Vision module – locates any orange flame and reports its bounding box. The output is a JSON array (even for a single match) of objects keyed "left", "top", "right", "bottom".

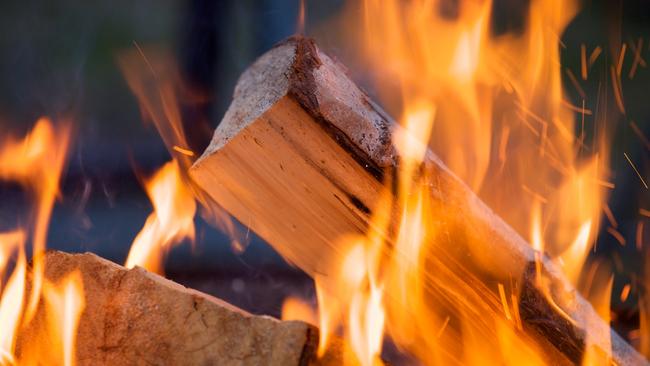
[
  {"left": 42, "top": 271, "right": 86, "bottom": 366},
  {"left": 125, "top": 160, "right": 196, "bottom": 274},
  {"left": 308, "top": 0, "right": 618, "bottom": 363},
  {"left": 119, "top": 46, "right": 244, "bottom": 253},
  {"left": 0, "top": 234, "right": 26, "bottom": 365},
  {"left": 0, "top": 119, "right": 87, "bottom": 365},
  {"left": 0, "top": 118, "right": 71, "bottom": 322},
  {"left": 281, "top": 296, "right": 317, "bottom": 325}
]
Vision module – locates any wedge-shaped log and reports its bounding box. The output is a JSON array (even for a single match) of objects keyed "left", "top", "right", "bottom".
[
  {"left": 190, "top": 36, "right": 647, "bottom": 365},
  {"left": 16, "top": 251, "right": 324, "bottom": 366}
]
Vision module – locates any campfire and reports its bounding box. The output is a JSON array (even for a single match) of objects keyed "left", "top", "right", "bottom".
[{"left": 0, "top": 0, "right": 648, "bottom": 365}]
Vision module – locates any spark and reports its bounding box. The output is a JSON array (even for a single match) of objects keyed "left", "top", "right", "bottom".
[
  {"left": 610, "top": 66, "right": 626, "bottom": 114},
  {"left": 588, "top": 46, "right": 602, "bottom": 67},
  {"left": 436, "top": 316, "right": 450, "bottom": 338},
  {"left": 620, "top": 284, "right": 631, "bottom": 302},
  {"left": 603, "top": 203, "right": 618, "bottom": 228},
  {"left": 516, "top": 111, "right": 541, "bottom": 137},
  {"left": 623, "top": 152, "right": 648, "bottom": 189},
  {"left": 498, "top": 283, "right": 512, "bottom": 320},
  {"left": 637, "top": 221, "right": 644, "bottom": 251},
  {"left": 629, "top": 38, "right": 646, "bottom": 79},
  {"left": 579, "top": 99, "right": 586, "bottom": 149},
  {"left": 540, "top": 122, "right": 548, "bottom": 156},
  {"left": 510, "top": 293, "right": 523, "bottom": 331},
  {"left": 132, "top": 40, "right": 158, "bottom": 81},
  {"left": 561, "top": 99, "right": 593, "bottom": 115},
  {"left": 521, "top": 185, "right": 548, "bottom": 204},
  {"left": 607, "top": 227, "right": 626, "bottom": 246},
  {"left": 641, "top": 208, "right": 650, "bottom": 218},
  {"left": 580, "top": 44, "right": 587, "bottom": 80},
  {"left": 565, "top": 68, "right": 586, "bottom": 98},
  {"left": 498, "top": 126, "right": 510, "bottom": 168},
  {"left": 595, "top": 179, "right": 615, "bottom": 189},
  {"left": 172, "top": 145, "right": 195, "bottom": 157},
  {"left": 551, "top": 116, "right": 578, "bottom": 144},
  {"left": 514, "top": 101, "right": 548, "bottom": 134}
]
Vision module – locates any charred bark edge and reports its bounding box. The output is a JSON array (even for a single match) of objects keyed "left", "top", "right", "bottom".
[{"left": 281, "top": 35, "right": 386, "bottom": 181}]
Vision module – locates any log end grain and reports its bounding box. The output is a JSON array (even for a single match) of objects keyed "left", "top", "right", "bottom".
[{"left": 199, "top": 36, "right": 395, "bottom": 176}]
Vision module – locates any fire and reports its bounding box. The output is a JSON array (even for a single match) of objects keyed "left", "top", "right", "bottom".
[
  {"left": 119, "top": 47, "right": 244, "bottom": 253},
  {"left": 315, "top": 240, "right": 385, "bottom": 366},
  {"left": 281, "top": 296, "right": 317, "bottom": 325},
  {"left": 307, "top": 0, "right": 618, "bottom": 363},
  {"left": 41, "top": 271, "right": 85, "bottom": 366},
  {"left": 125, "top": 160, "right": 196, "bottom": 274},
  {"left": 0, "top": 233, "right": 26, "bottom": 365},
  {"left": 0, "top": 119, "right": 87, "bottom": 365},
  {"left": 0, "top": 118, "right": 71, "bottom": 322}
]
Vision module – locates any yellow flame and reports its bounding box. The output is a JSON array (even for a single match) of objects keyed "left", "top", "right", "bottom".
[
  {"left": 0, "top": 245, "right": 26, "bottom": 365},
  {"left": 559, "top": 221, "right": 592, "bottom": 285},
  {"left": 0, "top": 118, "right": 71, "bottom": 323},
  {"left": 308, "top": 0, "right": 617, "bottom": 363},
  {"left": 314, "top": 278, "right": 336, "bottom": 357},
  {"left": 281, "top": 296, "right": 317, "bottom": 326},
  {"left": 531, "top": 199, "right": 544, "bottom": 252},
  {"left": 119, "top": 47, "right": 243, "bottom": 252},
  {"left": 348, "top": 282, "right": 385, "bottom": 366},
  {"left": 314, "top": 238, "right": 386, "bottom": 365},
  {"left": 0, "top": 119, "right": 74, "bottom": 365},
  {"left": 41, "top": 271, "right": 85, "bottom": 366},
  {"left": 125, "top": 160, "right": 196, "bottom": 274}
]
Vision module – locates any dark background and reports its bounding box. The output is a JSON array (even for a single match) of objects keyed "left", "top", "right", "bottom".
[{"left": 0, "top": 0, "right": 647, "bottom": 349}]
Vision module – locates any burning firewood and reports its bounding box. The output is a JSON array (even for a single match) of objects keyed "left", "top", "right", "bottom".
[
  {"left": 189, "top": 36, "right": 648, "bottom": 365},
  {"left": 15, "top": 250, "right": 340, "bottom": 366}
]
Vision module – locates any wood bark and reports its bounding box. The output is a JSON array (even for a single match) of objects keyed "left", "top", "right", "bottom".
[
  {"left": 16, "top": 251, "right": 334, "bottom": 366},
  {"left": 190, "top": 36, "right": 647, "bottom": 365}
]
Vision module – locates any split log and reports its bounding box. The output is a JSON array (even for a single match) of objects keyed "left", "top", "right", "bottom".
[
  {"left": 16, "top": 251, "right": 334, "bottom": 366},
  {"left": 189, "top": 36, "right": 648, "bottom": 365}
]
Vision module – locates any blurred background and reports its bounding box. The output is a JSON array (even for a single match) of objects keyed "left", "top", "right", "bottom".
[{"left": 0, "top": 0, "right": 647, "bottom": 346}]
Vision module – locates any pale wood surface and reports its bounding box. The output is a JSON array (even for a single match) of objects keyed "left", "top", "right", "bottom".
[{"left": 16, "top": 251, "right": 321, "bottom": 366}]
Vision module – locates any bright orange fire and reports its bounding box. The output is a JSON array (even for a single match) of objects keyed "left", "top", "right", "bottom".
[
  {"left": 281, "top": 296, "right": 318, "bottom": 326},
  {"left": 306, "top": 0, "right": 618, "bottom": 364},
  {"left": 0, "top": 119, "right": 86, "bottom": 365},
  {"left": 0, "top": 1, "right": 640, "bottom": 364},
  {"left": 0, "top": 118, "right": 71, "bottom": 323},
  {"left": 125, "top": 159, "right": 196, "bottom": 274},
  {"left": 0, "top": 231, "right": 26, "bottom": 364},
  {"left": 41, "top": 271, "right": 86, "bottom": 366},
  {"left": 119, "top": 48, "right": 244, "bottom": 253}
]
